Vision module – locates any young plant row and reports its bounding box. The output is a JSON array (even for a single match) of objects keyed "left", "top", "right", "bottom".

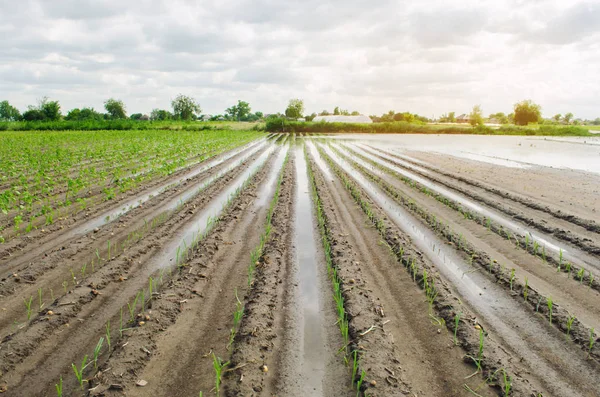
[
  {"left": 0, "top": 130, "right": 262, "bottom": 243},
  {"left": 337, "top": 150, "right": 599, "bottom": 362},
  {"left": 305, "top": 147, "right": 367, "bottom": 396},
  {"left": 368, "top": 145, "right": 600, "bottom": 235},
  {"left": 341, "top": 144, "right": 599, "bottom": 293},
  {"left": 210, "top": 150, "right": 291, "bottom": 397},
  {"left": 55, "top": 153, "right": 273, "bottom": 396},
  {"left": 316, "top": 145, "right": 519, "bottom": 396}
]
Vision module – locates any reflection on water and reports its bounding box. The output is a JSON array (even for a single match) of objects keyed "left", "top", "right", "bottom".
[{"left": 325, "top": 134, "right": 600, "bottom": 173}]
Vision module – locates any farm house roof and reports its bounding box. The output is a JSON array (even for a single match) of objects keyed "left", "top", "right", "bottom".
[{"left": 312, "top": 115, "right": 373, "bottom": 123}]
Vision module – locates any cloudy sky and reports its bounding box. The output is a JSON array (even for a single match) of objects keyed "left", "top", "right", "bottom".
[{"left": 1, "top": 0, "right": 599, "bottom": 119}]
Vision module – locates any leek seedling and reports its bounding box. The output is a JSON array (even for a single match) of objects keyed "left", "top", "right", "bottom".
[
  {"left": 589, "top": 272, "right": 595, "bottom": 289},
  {"left": 55, "top": 376, "right": 63, "bottom": 397},
  {"left": 107, "top": 240, "right": 111, "bottom": 259},
  {"left": 106, "top": 320, "right": 111, "bottom": 351},
  {"left": 502, "top": 369, "right": 512, "bottom": 397},
  {"left": 38, "top": 287, "right": 44, "bottom": 310},
  {"left": 127, "top": 292, "right": 140, "bottom": 321},
  {"left": 453, "top": 312, "right": 462, "bottom": 346},
  {"left": 71, "top": 355, "right": 88, "bottom": 390},
  {"left": 24, "top": 296, "right": 33, "bottom": 321},
  {"left": 95, "top": 248, "right": 100, "bottom": 261},
  {"left": 356, "top": 370, "right": 366, "bottom": 397},
  {"left": 212, "top": 354, "right": 229, "bottom": 397},
  {"left": 93, "top": 337, "right": 104, "bottom": 369},
  {"left": 547, "top": 297, "right": 553, "bottom": 324},
  {"left": 62, "top": 280, "right": 68, "bottom": 294},
  {"left": 559, "top": 249, "right": 563, "bottom": 269},
  {"left": 578, "top": 269, "right": 585, "bottom": 283},
  {"left": 542, "top": 245, "right": 546, "bottom": 263},
  {"left": 351, "top": 350, "right": 359, "bottom": 384},
  {"left": 566, "top": 316, "right": 575, "bottom": 340},
  {"left": 70, "top": 269, "right": 77, "bottom": 285},
  {"left": 81, "top": 262, "right": 87, "bottom": 278},
  {"left": 566, "top": 262, "right": 572, "bottom": 277},
  {"left": 466, "top": 328, "right": 484, "bottom": 377},
  {"left": 509, "top": 269, "right": 515, "bottom": 291}
]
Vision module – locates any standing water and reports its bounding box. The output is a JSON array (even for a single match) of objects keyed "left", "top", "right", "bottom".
[{"left": 293, "top": 146, "right": 326, "bottom": 395}]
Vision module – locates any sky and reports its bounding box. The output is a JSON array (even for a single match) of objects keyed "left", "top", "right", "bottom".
[{"left": 1, "top": 0, "right": 599, "bottom": 119}]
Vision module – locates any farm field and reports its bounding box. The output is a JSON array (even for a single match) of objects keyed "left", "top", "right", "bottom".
[{"left": 0, "top": 131, "right": 599, "bottom": 397}]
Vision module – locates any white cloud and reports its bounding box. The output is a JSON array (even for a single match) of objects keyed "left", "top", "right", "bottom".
[{"left": 0, "top": 0, "right": 598, "bottom": 119}]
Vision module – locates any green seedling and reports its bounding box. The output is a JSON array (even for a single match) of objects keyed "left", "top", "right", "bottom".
[
  {"left": 38, "top": 287, "right": 44, "bottom": 310},
  {"left": 62, "top": 280, "right": 68, "bottom": 294},
  {"left": 566, "top": 315, "right": 575, "bottom": 340},
  {"left": 107, "top": 240, "right": 111, "bottom": 259},
  {"left": 106, "top": 320, "right": 111, "bottom": 351},
  {"left": 228, "top": 289, "right": 244, "bottom": 349},
  {"left": 120, "top": 307, "right": 124, "bottom": 337},
  {"left": 502, "top": 369, "right": 512, "bottom": 397},
  {"left": 70, "top": 269, "right": 77, "bottom": 285},
  {"left": 351, "top": 350, "right": 359, "bottom": 384},
  {"left": 466, "top": 328, "right": 484, "bottom": 378},
  {"left": 71, "top": 355, "right": 88, "bottom": 390},
  {"left": 566, "top": 262, "right": 572, "bottom": 277},
  {"left": 559, "top": 249, "right": 563, "bottom": 268},
  {"left": 589, "top": 272, "right": 595, "bottom": 289},
  {"left": 453, "top": 312, "right": 462, "bottom": 346},
  {"left": 356, "top": 369, "right": 366, "bottom": 397},
  {"left": 55, "top": 376, "right": 63, "bottom": 397},
  {"left": 24, "top": 296, "right": 33, "bottom": 321},
  {"left": 533, "top": 240, "right": 539, "bottom": 256},
  {"left": 577, "top": 268, "right": 585, "bottom": 283},
  {"left": 93, "top": 337, "right": 104, "bottom": 369},
  {"left": 509, "top": 269, "right": 515, "bottom": 291},
  {"left": 50, "top": 288, "right": 54, "bottom": 302},
  {"left": 212, "top": 354, "right": 229, "bottom": 397},
  {"left": 127, "top": 292, "right": 140, "bottom": 321},
  {"left": 547, "top": 297, "right": 553, "bottom": 324},
  {"left": 542, "top": 245, "right": 546, "bottom": 263},
  {"left": 81, "top": 262, "right": 87, "bottom": 278},
  {"left": 95, "top": 248, "right": 100, "bottom": 261}
]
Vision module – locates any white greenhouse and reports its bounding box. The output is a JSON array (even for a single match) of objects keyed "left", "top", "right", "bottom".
[{"left": 312, "top": 115, "right": 373, "bottom": 123}]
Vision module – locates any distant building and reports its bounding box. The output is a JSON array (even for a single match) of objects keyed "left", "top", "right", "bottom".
[
  {"left": 312, "top": 115, "right": 373, "bottom": 124},
  {"left": 456, "top": 114, "right": 471, "bottom": 123}
]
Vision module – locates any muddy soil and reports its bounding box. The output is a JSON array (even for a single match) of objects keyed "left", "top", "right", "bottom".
[{"left": 405, "top": 149, "right": 600, "bottom": 226}]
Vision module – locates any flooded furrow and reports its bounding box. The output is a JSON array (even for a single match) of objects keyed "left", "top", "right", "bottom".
[
  {"left": 319, "top": 142, "right": 600, "bottom": 397},
  {"left": 151, "top": 145, "right": 274, "bottom": 271},
  {"left": 291, "top": 145, "right": 327, "bottom": 395},
  {"left": 348, "top": 142, "right": 600, "bottom": 274}
]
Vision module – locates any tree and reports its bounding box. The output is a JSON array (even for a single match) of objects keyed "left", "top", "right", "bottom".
[
  {"left": 171, "top": 94, "right": 201, "bottom": 121},
  {"left": 305, "top": 112, "right": 317, "bottom": 122},
  {"left": 469, "top": 105, "right": 484, "bottom": 127},
  {"left": 563, "top": 112, "right": 573, "bottom": 124},
  {"left": 150, "top": 109, "right": 173, "bottom": 121},
  {"left": 553, "top": 114, "right": 561, "bottom": 122},
  {"left": 319, "top": 110, "right": 330, "bottom": 116},
  {"left": 333, "top": 106, "right": 340, "bottom": 115},
  {"left": 130, "top": 113, "right": 143, "bottom": 120},
  {"left": 448, "top": 111, "right": 456, "bottom": 123},
  {"left": 65, "top": 107, "right": 103, "bottom": 121},
  {"left": 350, "top": 111, "right": 360, "bottom": 116},
  {"left": 0, "top": 100, "right": 21, "bottom": 121},
  {"left": 104, "top": 98, "right": 127, "bottom": 119},
  {"left": 225, "top": 100, "right": 251, "bottom": 121},
  {"left": 285, "top": 99, "right": 304, "bottom": 120},
  {"left": 36, "top": 97, "right": 61, "bottom": 121},
  {"left": 513, "top": 100, "right": 541, "bottom": 126}
]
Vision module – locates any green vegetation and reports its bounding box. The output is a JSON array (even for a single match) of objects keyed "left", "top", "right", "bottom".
[
  {"left": 0, "top": 129, "right": 260, "bottom": 243},
  {"left": 265, "top": 117, "right": 592, "bottom": 136}
]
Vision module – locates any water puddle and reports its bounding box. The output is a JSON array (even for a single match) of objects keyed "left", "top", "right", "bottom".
[
  {"left": 293, "top": 145, "right": 326, "bottom": 395},
  {"left": 255, "top": 145, "right": 289, "bottom": 208},
  {"left": 346, "top": 143, "right": 600, "bottom": 272},
  {"left": 151, "top": 146, "right": 275, "bottom": 271},
  {"left": 306, "top": 141, "right": 334, "bottom": 181},
  {"left": 318, "top": 143, "right": 599, "bottom": 397}
]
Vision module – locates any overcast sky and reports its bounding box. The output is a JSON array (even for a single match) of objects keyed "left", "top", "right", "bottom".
[{"left": 1, "top": 0, "right": 599, "bottom": 119}]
